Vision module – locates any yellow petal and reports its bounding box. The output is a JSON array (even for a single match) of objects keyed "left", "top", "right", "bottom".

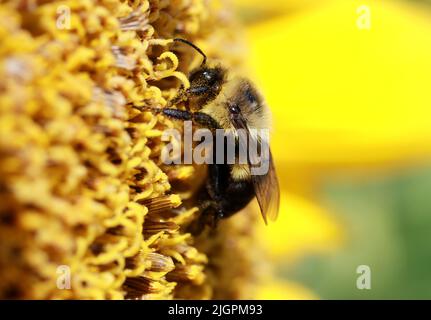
[
  {"left": 255, "top": 279, "right": 318, "bottom": 300},
  {"left": 232, "top": 0, "right": 327, "bottom": 24},
  {"left": 258, "top": 193, "right": 343, "bottom": 262},
  {"left": 246, "top": 0, "right": 431, "bottom": 174}
]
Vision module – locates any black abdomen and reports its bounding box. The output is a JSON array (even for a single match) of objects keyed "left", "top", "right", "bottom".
[{"left": 199, "top": 163, "right": 255, "bottom": 219}]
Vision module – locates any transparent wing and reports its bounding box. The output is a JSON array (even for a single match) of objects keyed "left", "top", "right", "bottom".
[
  {"left": 235, "top": 117, "right": 280, "bottom": 224},
  {"left": 250, "top": 148, "right": 280, "bottom": 223}
]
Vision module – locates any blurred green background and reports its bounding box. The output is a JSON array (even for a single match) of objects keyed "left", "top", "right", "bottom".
[{"left": 287, "top": 165, "right": 431, "bottom": 299}]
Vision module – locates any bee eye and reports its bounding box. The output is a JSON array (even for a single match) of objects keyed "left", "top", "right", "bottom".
[
  {"left": 229, "top": 105, "right": 240, "bottom": 114},
  {"left": 245, "top": 87, "right": 258, "bottom": 104}
]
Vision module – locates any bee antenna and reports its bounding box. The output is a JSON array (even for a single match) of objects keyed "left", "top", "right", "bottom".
[{"left": 173, "top": 38, "right": 207, "bottom": 65}]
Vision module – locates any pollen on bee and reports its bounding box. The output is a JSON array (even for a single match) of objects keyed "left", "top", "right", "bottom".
[{"left": 0, "top": 0, "right": 267, "bottom": 301}]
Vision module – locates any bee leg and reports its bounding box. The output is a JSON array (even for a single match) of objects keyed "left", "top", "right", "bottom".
[
  {"left": 187, "top": 200, "right": 224, "bottom": 235},
  {"left": 167, "top": 85, "right": 186, "bottom": 107},
  {"left": 211, "top": 209, "right": 224, "bottom": 228},
  {"left": 200, "top": 164, "right": 226, "bottom": 230},
  {"left": 192, "top": 112, "right": 220, "bottom": 130},
  {"left": 159, "top": 108, "right": 220, "bottom": 129},
  {"left": 206, "top": 208, "right": 225, "bottom": 237},
  {"left": 160, "top": 108, "right": 193, "bottom": 121},
  {"left": 187, "top": 201, "right": 213, "bottom": 235},
  {"left": 167, "top": 85, "right": 214, "bottom": 108}
]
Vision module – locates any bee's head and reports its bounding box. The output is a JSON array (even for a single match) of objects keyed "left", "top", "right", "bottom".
[
  {"left": 173, "top": 39, "right": 227, "bottom": 106},
  {"left": 187, "top": 65, "right": 226, "bottom": 101},
  {"left": 200, "top": 78, "right": 271, "bottom": 135},
  {"left": 226, "top": 79, "right": 271, "bottom": 131}
]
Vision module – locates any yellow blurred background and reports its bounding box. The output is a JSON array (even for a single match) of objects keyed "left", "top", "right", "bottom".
[{"left": 233, "top": 0, "right": 431, "bottom": 299}]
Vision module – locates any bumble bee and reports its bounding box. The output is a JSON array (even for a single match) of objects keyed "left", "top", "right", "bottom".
[{"left": 150, "top": 39, "right": 280, "bottom": 231}]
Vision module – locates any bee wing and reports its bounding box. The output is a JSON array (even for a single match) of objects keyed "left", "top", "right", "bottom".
[
  {"left": 235, "top": 117, "right": 280, "bottom": 224},
  {"left": 250, "top": 146, "right": 280, "bottom": 224}
]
